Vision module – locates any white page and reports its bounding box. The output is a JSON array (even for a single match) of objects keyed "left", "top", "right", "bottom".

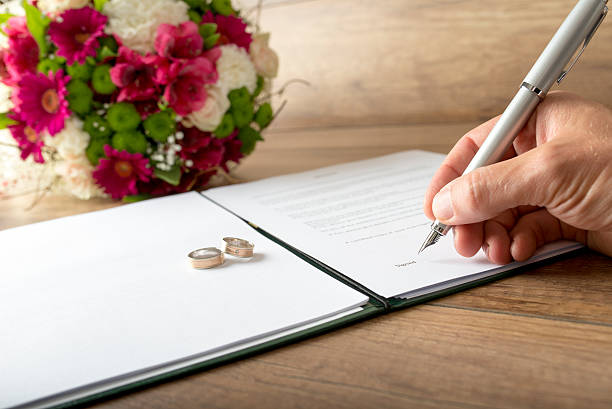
[
  {"left": 206, "top": 151, "right": 580, "bottom": 298},
  {"left": 0, "top": 192, "right": 367, "bottom": 408}
]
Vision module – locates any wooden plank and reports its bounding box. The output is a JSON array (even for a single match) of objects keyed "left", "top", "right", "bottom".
[
  {"left": 92, "top": 305, "right": 612, "bottom": 409},
  {"left": 253, "top": 0, "right": 612, "bottom": 129},
  {"left": 431, "top": 250, "right": 612, "bottom": 325}
]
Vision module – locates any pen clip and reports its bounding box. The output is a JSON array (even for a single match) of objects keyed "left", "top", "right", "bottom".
[{"left": 557, "top": 5, "right": 608, "bottom": 84}]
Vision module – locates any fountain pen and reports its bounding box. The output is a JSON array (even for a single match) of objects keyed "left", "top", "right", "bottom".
[{"left": 418, "top": 0, "right": 608, "bottom": 254}]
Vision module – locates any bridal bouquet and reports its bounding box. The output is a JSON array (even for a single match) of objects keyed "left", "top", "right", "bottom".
[{"left": 0, "top": 0, "right": 279, "bottom": 201}]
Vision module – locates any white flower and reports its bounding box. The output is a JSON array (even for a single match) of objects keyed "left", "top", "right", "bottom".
[
  {"left": 103, "top": 0, "right": 189, "bottom": 54},
  {"left": 0, "top": 83, "right": 13, "bottom": 113},
  {"left": 183, "top": 85, "right": 230, "bottom": 132},
  {"left": 249, "top": 33, "right": 279, "bottom": 78},
  {"left": 44, "top": 116, "right": 89, "bottom": 159},
  {"left": 41, "top": 116, "right": 105, "bottom": 199},
  {"left": 217, "top": 44, "right": 257, "bottom": 93},
  {"left": 36, "top": 0, "right": 90, "bottom": 15},
  {"left": 53, "top": 156, "right": 106, "bottom": 200}
]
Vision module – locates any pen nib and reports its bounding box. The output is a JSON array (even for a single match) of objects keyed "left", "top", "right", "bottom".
[{"left": 418, "top": 230, "right": 442, "bottom": 254}]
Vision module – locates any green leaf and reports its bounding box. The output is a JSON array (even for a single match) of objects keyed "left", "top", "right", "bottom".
[
  {"left": 238, "top": 126, "right": 263, "bottom": 155},
  {"left": 199, "top": 23, "right": 217, "bottom": 38},
  {"left": 0, "top": 112, "right": 17, "bottom": 129},
  {"left": 188, "top": 10, "right": 202, "bottom": 24},
  {"left": 94, "top": 0, "right": 108, "bottom": 11},
  {"left": 254, "top": 102, "right": 273, "bottom": 129},
  {"left": 204, "top": 33, "right": 220, "bottom": 50},
  {"left": 0, "top": 13, "right": 15, "bottom": 25},
  {"left": 154, "top": 165, "right": 182, "bottom": 186},
  {"left": 23, "top": 0, "right": 50, "bottom": 58},
  {"left": 97, "top": 46, "right": 117, "bottom": 61},
  {"left": 123, "top": 194, "right": 152, "bottom": 203}
]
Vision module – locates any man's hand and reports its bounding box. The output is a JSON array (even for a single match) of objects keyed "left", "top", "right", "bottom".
[{"left": 423, "top": 91, "right": 612, "bottom": 263}]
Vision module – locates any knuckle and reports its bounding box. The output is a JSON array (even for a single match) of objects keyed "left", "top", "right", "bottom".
[{"left": 461, "top": 170, "right": 488, "bottom": 215}]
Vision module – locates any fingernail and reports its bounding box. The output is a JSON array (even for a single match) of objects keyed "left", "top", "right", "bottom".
[{"left": 432, "top": 188, "right": 453, "bottom": 221}]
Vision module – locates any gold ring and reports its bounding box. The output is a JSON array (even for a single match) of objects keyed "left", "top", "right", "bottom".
[
  {"left": 223, "top": 237, "right": 254, "bottom": 258},
  {"left": 188, "top": 247, "right": 225, "bottom": 269}
]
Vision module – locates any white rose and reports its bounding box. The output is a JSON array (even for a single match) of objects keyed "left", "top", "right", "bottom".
[
  {"left": 36, "top": 0, "right": 90, "bottom": 15},
  {"left": 53, "top": 156, "right": 106, "bottom": 200},
  {"left": 249, "top": 33, "right": 279, "bottom": 78},
  {"left": 183, "top": 85, "right": 230, "bottom": 132},
  {"left": 103, "top": 0, "right": 189, "bottom": 54},
  {"left": 217, "top": 44, "right": 257, "bottom": 93}
]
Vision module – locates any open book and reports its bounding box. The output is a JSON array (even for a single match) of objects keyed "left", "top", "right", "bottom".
[{"left": 0, "top": 151, "right": 580, "bottom": 409}]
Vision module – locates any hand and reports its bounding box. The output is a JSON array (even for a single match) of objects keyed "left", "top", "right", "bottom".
[{"left": 423, "top": 91, "right": 612, "bottom": 264}]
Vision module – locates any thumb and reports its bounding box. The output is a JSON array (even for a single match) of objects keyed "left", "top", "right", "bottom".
[{"left": 432, "top": 150, "right": 544, "bottom": 225}]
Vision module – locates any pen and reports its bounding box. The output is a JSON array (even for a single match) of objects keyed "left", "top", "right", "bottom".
[{"left": 418, "top": 0, "right": 608, "bottom": 254}]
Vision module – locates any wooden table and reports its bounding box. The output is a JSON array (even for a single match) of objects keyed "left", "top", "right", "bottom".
[{"left": 2, "top": 0, "right": 612, "bottom": 408}]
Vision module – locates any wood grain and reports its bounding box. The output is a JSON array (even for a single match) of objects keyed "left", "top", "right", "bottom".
[
  {"left": 92, "top": 305, "right": 612, "bottom": 409},
  {"left": 432, "top": 251, "right": 612, "bottom": 325},
  {"left": 254, "top": 0, "right": 612, "bottom": 130}
]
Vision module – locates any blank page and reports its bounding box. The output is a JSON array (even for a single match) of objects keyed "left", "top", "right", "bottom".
[{"left": 0, "top": 192, "right": 367, "bottom": 408}]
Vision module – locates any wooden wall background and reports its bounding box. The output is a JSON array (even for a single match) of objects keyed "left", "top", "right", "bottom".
[
  {"left": 243, "top": 0, "right": 612, "bottom": 129},
  {"left": 225, "top": 0, "right": 612, "bottom": 181}
]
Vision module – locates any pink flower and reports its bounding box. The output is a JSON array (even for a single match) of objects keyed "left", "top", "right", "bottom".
[
  {"left": 221, "top": 130, "right": 243, "bottom": 170},
  {"left": 155, "top": 21, "right": 203, "bottom": 59},
  {"left": 110, "top": 47, "right": 163, "bottom": 102},
  {"left": 178, "top": 125, "right": 225, "bottom": 170},
  {"left": 201, "top": 11, "right": 252, "bottom": 51},
  {"left": 2, "top": 17, "right": 39, "bottom": 84},
  {"left": 93, "top": 145, "right": 153, "bottom": 199},
  {"left": 7, "top": 112, "right": 46, "bottom": 164},
  {"left": 163, "top": 57, "right": 218, "bottom": 116},
  {"left": 133, "top": 99, "right": 161, "bottom": 119},
  {"left": 138, "top": 171, "right": 211, "bottom": 196},
  {"left": 48, "top": 7, "right": 107, "bottom": 65},
  {"left": 12, "top": 70, "right": 71, "bottom": 136}
]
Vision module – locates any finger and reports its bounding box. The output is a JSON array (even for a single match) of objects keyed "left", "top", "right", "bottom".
[
  {"left": 482, "top": 219, "right": 512, "bottom": 264},
  {"left": 513, "top": 90, "right": 586, "bottom": 154},
  {"left": 431, "top": 147, "right": 544, "bottom": 225},
  {"left": 424, "top": 116, "right": 503, "bottom": 220},
  {"left": 509, "top": 208, "right": 584, "bottom": 261},
  {"left": 453, "top": 223, "right": 483, "bottom": 257}
]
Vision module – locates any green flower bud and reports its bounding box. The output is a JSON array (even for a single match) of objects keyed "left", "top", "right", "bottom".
[
  {"left": 238, "top": 126, "right": 263, "bottom": 155},
  {"left": 211, "top": 0, "right": 233, "bottom": 16},
  {"left": 228, "top": 87, "right": 251, "bottom": 107},
  {"left": 37, "top": 59, "right": 62, "bottom": 75},
  {"left": 86, "top": 138, "right": 110, "bottom": 166},
  {"left": 112, "top": 130, "right": 148, "bottom": 154},
  {"left": 143, "top": 111, "right": 176, "bottom": 143},
  {"left": 199, "top": 22, "right": 217, "bottom": 38},
  {"left": 107, "top": 102, "right": 141, "bottom": 132},
  {"left": 67, "top": 62, "right": 94, "bottom": 81},
  {"left": 232, "top": 102, "right": 254, "bottom": 128},
  {"left": 214, "top": 113, "right": 235, "bottom": 138},
  {"left": 66, "top": 80, "right": 93, "bottom": 116},
  {"left": 92, "top": 64, "right": 117, "bottom": 95},
  {"left": 254, "top": 102, "right": 273, "bottom": 129},
  {"left": 83, "top": 114, "right": 113, "bottom": 139}
]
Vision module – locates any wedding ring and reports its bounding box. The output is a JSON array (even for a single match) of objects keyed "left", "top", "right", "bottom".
[
  {"left": 223, "top": 237, "right": 255, "bottom": 258},
  {"left": 188, "top": 247, "right": 225, "bottom": 269}
]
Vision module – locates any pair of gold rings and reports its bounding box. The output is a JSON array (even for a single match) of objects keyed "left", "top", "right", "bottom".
[{"left": 188, "top": 237, "right": 255, "bottom": 269}]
